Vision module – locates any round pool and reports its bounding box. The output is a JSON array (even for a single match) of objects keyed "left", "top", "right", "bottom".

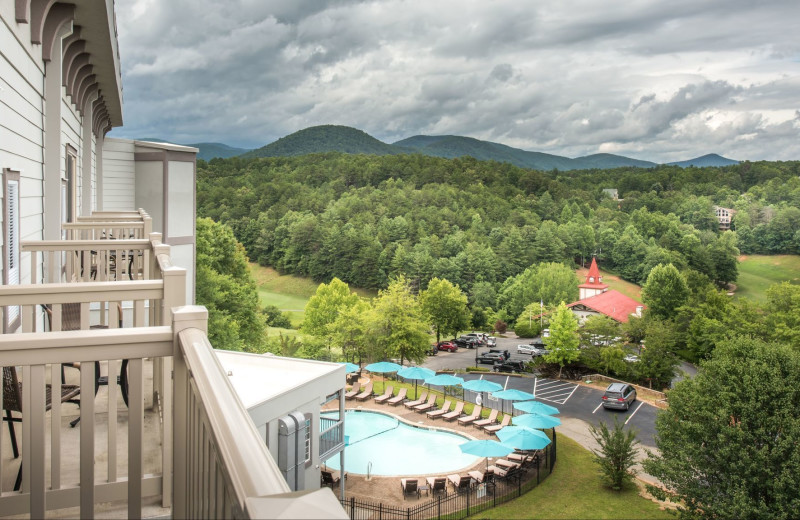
[{"left": 323, "top": 410, "right": 479, "bottom": 476}]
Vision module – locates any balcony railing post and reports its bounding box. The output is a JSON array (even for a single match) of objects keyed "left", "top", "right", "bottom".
[{"left": 172, "top": 306, "right": 209, "bottom": 518}]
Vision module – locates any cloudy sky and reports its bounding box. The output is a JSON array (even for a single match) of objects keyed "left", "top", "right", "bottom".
[{"left": 108, "top": 0, "right": 800, "bottom": 163}]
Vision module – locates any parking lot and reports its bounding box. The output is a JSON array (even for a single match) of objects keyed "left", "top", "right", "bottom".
[{"left": 420, "top": 339, "right": 658, "bottom": 449}]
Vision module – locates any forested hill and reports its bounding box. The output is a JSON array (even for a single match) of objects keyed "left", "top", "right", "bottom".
[
  {"left": 667, "top": 153, "right": 740, "bottom": 168},
  {"left": 197, "top": 153, "right": 800, "bottom": 317},
  {"left": 242, "top": 125, "right": 402, "bottom": 158}
]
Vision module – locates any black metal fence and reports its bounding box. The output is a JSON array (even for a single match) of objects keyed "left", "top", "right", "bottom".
[{"left": 339, "top": 441, "right": 556, "bottom": 520}]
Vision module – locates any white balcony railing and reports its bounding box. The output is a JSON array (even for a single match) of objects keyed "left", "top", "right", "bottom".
[{"left": 1, "top": 210, "right": 345, "bottom": 518}]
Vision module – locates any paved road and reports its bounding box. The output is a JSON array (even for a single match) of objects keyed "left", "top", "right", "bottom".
[{"left": 421, "top": 340, "right": 658, "bottom": 450}]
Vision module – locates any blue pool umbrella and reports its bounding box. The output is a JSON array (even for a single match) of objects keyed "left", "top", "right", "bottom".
[
  {"left": 492, "top": 388, "right": 535, "bottom": 414},
  {"left": 425, "top": 373, "right": 465, "bottom": 387},
  {"left": 459, "top": 439, "right": 514, "bottom": 470},
  {"left": 462, "top": 378, "right": 503, "bottom": 407},
  {"left": 496, "top": 426, "right": 552, "bottom": 450},
  {"left": 341, "top": 362, "right": 360, "bottom": 374},
  {"left": 513, "top": 400, "right": 560, "bottom": 416},
  {"left": 398, "top": 366, "right": 435, "bottom": 398},
  {"left": 365, "top": 361, "right": 403, "bottom": 373},
  {"left": 365, "top": 361, "right": 403, "bottom": 394},
  {"left": 513, "top": 413, "right": 562, "bottom": 430}
]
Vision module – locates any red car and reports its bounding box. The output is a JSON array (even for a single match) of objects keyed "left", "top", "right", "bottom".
[{"left": 437, "top": 341, "right": 458, "bottom": 352}]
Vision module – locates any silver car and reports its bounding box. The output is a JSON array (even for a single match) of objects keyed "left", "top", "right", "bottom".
[{"left": 601, "top": 383, "right": 637, "bottom": 410}]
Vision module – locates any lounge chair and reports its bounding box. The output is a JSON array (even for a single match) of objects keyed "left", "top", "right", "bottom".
[
  {"left": 457, "top": 405, "right": 482, "bottom": 425},
  {"left": 400, "top": 478, "right": 420, "bottom": 499},
  {"left": 413, "top": 394, "right": 437, "bottom": 413},
  {"left": 355, "top": 381, "right": 374, "bottom": 401},
  {"left": 484, "top": 413, "right": 512, "bottom": 434},
  {"left": 344, "top": 382, "right": 360, "bottom": 400},
  {"left": 508, "top": 452, "right": 535, "bottom": 466},
  {"left": 447, "top": 474, "right": 472, "bottom": 493},
  {"left": 495, "top": 458, "right": 520, "bottom": 470},
  {"left": 321, "top": 469, "right": 346, "bottom": 487},
  {"left": 468, "top": 469, "right": 494, "bottom": 485},
  {"left": 426, "top": 399, "right": 452, "bottom": 419},
  {"left": 404, "top": 391, "right": 428, "bottom": 409},
  {"left": 442, "top": 401, "right": 465, "bottom": 421},
  {"left": 374, "top": 385, "right": 394, "bottom": 404},
  {"left": 387, "top": 388, "right": 408, "bottom": 406},
  {"left": 426, "top": 476, "right": 448, "bottom": 496},
  {"left": 473, "top": 409, "right": 499, "bottom": 428},
  {"left": 487, "top": 464, "right": 519, "bottom": 481}
]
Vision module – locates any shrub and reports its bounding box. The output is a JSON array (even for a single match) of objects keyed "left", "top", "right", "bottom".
[{"left": 494, "top": 319, "right": 508, "bottom": 334}]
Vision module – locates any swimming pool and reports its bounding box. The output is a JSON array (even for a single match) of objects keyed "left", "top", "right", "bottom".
[{"left": 323, "top": 410, "right": 479, "bottom": 476}]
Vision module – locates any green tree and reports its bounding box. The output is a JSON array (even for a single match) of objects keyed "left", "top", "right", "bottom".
[
  {"left": 641, "top": 263, "right": 689, "bottom": 319},
  {"left": 497, "top": 262, "right": 578, "bottom": 319},
  {"left": 589, "top": 418, "right": 640, "bottom": 491},
  {"left": 419, "top": 278, "right": 469, "bottom": 344},
  {"left": 636, "top": 318, "right": 679, "bottom": 389},
  {"left": 301, "top": 278, "right": 359, "bottom": 360},
  {"left": 644, "top": 337, "right": 800, "bottom": 518},
  {"left": 196, "top": 218, "right": 268, "bottom": 353},
  {"left": 330, "top": 299, "right": 372, "bottom": 363},
  {"left": 367, "top": 277, "right": 430, "bottom": 365},
  {"left": 543, "top": 302, "right": 580, "bottom": 378},
  {"left": 764, "top": 282, "right": 800, "bottom": 347}
]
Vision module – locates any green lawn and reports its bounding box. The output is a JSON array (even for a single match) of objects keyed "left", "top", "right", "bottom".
[
  {"left": 576, "top": 266, "right": 642, "bottom": 300},
  {"left": 735, "top": 255, "right": 800, "bottom": 302},
  {"left": 250, "top": 263, "right": 377, "bottom": 328},
  {"left": 474, "top": 435, "right": 672, "bottom": 519}
]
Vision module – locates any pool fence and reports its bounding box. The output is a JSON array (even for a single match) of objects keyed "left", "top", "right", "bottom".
[{"left": 338, "top": 440, "right": 556, "bottom": 519}]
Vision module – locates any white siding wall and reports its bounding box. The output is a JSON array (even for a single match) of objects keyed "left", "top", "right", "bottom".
[
  {"left": 101, "top": 138, "right": 136, "bottom": 211},
  {"left": 61, "top": 89, "right": 82, "bottom": 213},
  {"left": 0, "top": 8, "right": 46, "bottom": 285}
]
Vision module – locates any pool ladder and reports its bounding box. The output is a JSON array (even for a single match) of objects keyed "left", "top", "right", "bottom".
[{"left": 366, "top": 461, "right": 373, "bottom": 481}]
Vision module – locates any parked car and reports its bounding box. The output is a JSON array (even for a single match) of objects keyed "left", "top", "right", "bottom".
[
  {"left": 465, "top": 332, "right": 488, "bottom": 345},
  {"left": 623, "top": 354, "right": 640, "bottom": 363},
  {"left": 487, "top": 336, "right": 497, "bottom": 347},
  {"left": 489, "top": 348, "right": 510, "bottom": 360},
  {"left": 542, "top": 328, "right": 550, "bottom": 338},
  {"left": 493, "top": 360, "right": 527, "bottom": 373},
  {"left": 457, "top": 335, "right": 482, "bottom": 349},
  {"left": 517, "top": 344, "right": 548, "bottom": 356},
  {"left": 437, "top": 341, "right": 458, "bottom": 352},
  {"left": 477, "top": 352, "right": 506, "bottom": 364},
  {"left": 601, "top": 383, "right": 637, "bottom": 410}
]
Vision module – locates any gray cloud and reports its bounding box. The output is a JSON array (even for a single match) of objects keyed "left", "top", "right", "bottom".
[{"left": 110, "top": 0, "right": 800, "bottom": 162}]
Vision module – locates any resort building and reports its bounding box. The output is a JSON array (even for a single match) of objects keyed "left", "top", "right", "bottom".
[
  {"left": 0, "top": 1, "right": 346, "bottom": 518},
  {"left": 569, "top": 258, "right": 644, "bottom": 323}
]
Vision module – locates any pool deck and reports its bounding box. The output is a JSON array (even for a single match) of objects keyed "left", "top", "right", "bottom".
[{"left": 322, "top": 393, "right": 547, "bottom": 508}]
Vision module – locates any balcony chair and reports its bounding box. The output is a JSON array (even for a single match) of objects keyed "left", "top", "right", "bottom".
[
  {"left": 320, "top": 468, "right": 346, "bottom": 488},
  {"left": 3, "top": 366, "right": 81, "bottom": 491}
]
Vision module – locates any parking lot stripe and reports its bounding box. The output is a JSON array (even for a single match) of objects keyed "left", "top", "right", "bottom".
[
  {"left": 592, "top": 403, "right": 604, "bottom": 414},
  {"left": 625, "top": 401, "right": 644, "bottom": 425},
  {"left": 565, "top": 384, "right": 579, "bottom": 402}
]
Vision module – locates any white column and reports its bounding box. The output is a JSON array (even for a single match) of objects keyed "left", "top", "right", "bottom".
[{"left": 81, "top": 94, "right": 96, "bottom": 215}]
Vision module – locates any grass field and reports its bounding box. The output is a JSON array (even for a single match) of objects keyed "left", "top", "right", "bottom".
[
  {"left": 575, "top": 266, "right": 642, "bottom": 300},
  {"left": 250, "top": 263, "right": 377, "bottom": 328},
  {"left": 474, "top": 435, "right": 673, "bottom": 519},
  {"left": 735, "top": 255, "right": 800, "bottom": 302}
]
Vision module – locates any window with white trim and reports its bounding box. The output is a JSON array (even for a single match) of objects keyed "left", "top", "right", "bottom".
[
  {"left": 304, "top": 413, "right": 312, "bottom": 466},
  {"left": 3, "top": 169, "right": 21, "bottom": 332},
  {"left": 65, "top": 146, "right": 77, "bottom": 223}
]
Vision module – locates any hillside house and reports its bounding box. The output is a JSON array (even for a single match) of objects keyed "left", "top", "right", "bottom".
[
  {"left": 713, "top": 206, "right": 735, "bottom": 230},
  {"left": 0, "top": 1, "right": 345, "bottom": 517}
]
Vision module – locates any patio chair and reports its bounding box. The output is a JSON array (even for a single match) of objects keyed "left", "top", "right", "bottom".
[
  {"left": 413, "top": 394, "right": 437, "bottom": 413},
  {"left": 321, "top": 469, "right": 346, "bottom": 487},
  {"left": 374, "top": 385, "right": 394, "bottom": 404},
  {"left": 484, "top": 413, "right": 512, "bottom": 434},
  {"left": 495, "top": 458, "right": 520, "bottom": 470},
  {"left": 468, "top": 469, "right": 495, "bottom": 486},
  {"left": 3, "top": 366, "right": 81, "bottom": 491},
  {"left": 387, "top": 388, "right": 407, "bottom": 406},
  {"left": 355, "top": 381, "right": 374, "bottom": 401},
  {"left": 400, "top": 478, "right": 420, "bottom": 499},
  {"left": 508, "top": 452, "right": 535, "bottom": 466},
  {"left": 442, "top": 401, "right": 465, "bottom": 421},
  {"left": 488, "top": 464, "right": 520, "bottom": 482},
  {"left": 473, "top": 408, "right": 499, "bottom": 428},
  {"left": 403, "top": 390, "right": 428, "bottom": 409},
  {"left": 447, "top": 474, "right": 472, "bottom": 493},
  {"left": 344, "top": 382, "right": 361, "bottom": 400},
  {"left": 426, "top": 399, "right": 452, "bottom": 419},
  {"left": 457, "top": 405, "right": 482, "bottom": 425},
  {"left": 426, "top": 476, "right": 448, "bottom": 496}
]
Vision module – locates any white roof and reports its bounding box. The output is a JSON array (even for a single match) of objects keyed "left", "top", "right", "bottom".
[{"left": 215, "top": 350, "right": 344, "bottom": 409}]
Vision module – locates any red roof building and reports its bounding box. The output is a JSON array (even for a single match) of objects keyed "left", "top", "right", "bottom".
[
  {"left": 569, "top": 258, "right": 645, "bottom": 323},
  {"left": 578, "top": 257, "right": 608, "bottom": 299}
]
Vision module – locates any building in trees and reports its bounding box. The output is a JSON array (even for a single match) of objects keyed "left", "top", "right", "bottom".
[
  {"left": 713, "top": 205, "right": 736, "bottom": 230},
  {"left": 568, "top": 258, "right": 645, "bottom": 323}
]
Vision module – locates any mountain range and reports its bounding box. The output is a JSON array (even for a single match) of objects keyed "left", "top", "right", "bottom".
[{"left": 142, "top": 125, "right": 739, "bottom": 170}]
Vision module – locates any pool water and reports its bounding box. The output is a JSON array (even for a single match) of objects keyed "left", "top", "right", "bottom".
[{"left": 323, "top": 410, "right": 478, "bottom": 476}]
